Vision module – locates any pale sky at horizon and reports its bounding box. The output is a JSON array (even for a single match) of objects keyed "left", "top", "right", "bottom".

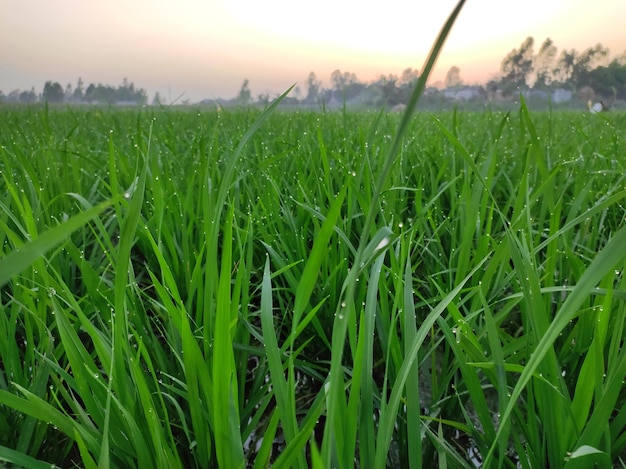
[{"left": 1, "top": 0, "right": 625, "bottom": 103}]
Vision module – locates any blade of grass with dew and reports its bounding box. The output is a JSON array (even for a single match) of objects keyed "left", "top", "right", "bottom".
[
  {"left": 322, "top": 0, "right": 465, "bottom": 458},
  {"left": 435, "top": 301, "right": 498, "bottom": 457},
  {"left": 374, "top": 255, "right": 487, "bottom": 467},
  {"left": 271, "top": 387, "right": 327, "bottom": 469},
  {"left": 11, "top": 323, "right": 54, "bottom": 457},
  {"left": 566, "top": 275, "right": 613, "bottom": 445},
  {"left": 358, "top": 254, "right": 386, "bottom": 467},
  {"left": 0, "top": 198, "right": 117, "bottom": 287},
  {"left": 481, "top": 287, "right": 511, "bottom": 466},
  {"left": 212, "top": 202, "right": 245, "bottom": 469},
  {"left": 508, "top": 222, "right": 566, "bottom": 466},
  {"left": 0, "top": 385, "right": 99, "bottom": 452},
  {"left": 260, "top": 255, "right": 300, "bottom": 465},
  {"left": 180, "top": 304, "right": 213, "bottom": 467},
  {"left": 50, "top": 296, "right": 106, "bottom": 424},
  {"left": 128, "top": 339, "right": 182, "bottom": 469},
  {"left": 290, "top": 185, "right": 347, "bottom": 348},
  {"left": 403, "top": 255, "right": 422, "bottom": 467},
  {"left": 251, "top": 408, "right": 280, "bottom": 469},
  {"left": 106, "top": 120, "right": 152, "bottom": 469},
  {"left": 483, "top": 222, "right": 626, "bottom": 466},
  {"left": 74, "top": 429, "right": 99, "bottom": 469},
  {"left": 208, "top": 85, "right": 296, "bottom": 273},
  {"left": 0, "top": 445, "right": 57, "bottom": 469},
  {"left": 563, "top": 445, "right": 612, "bottom": 469},
  {"left": 575, "top": 344, "right": 626, "bottom": 451}
]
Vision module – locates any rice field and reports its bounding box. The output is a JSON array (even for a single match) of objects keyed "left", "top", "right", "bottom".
[{"left": 0, "top": 94, "right": 625, "bottom": 468}]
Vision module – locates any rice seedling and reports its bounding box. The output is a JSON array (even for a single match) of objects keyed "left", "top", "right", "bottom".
[{"left": 1, "top": 6, "right": 626, "bottom": 468}]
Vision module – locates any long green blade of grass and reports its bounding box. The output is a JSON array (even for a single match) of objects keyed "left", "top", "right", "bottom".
[
  {"left": 323, "top": 3, "right": 467, "bottom": 465},
  {"left": 213, "top": 203, "right": 245, "bottom": 469},
  {"left": 0, "top": 445, "right": 57, "bottom": 469},
  {"left": 484, "top": 223, "right": 626, "bottom": 466},
  {"left": 0, "top": 198, "right": 117, "bottom": 287},
  {"left": 374, "top": 255, "right": 488, "bottom": 467}
]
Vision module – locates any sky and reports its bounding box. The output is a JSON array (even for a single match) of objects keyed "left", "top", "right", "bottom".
[{"left": 1, "top": 0, "right": 625, "bottom": 103}]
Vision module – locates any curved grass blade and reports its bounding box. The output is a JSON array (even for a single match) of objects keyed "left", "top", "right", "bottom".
[
  {"left": 0, "top": 445, "right": 57, "bottom": 469},
  {"left": 483, "top": 223, "right": 626, "bottom": 466},
  {"left": 374, "top": 255, "right": 487, "bottom": 467},
  {"left": 322, "top": 2, "right": 467, "bottom": 465},
  {"left": 0, "top": 198, "right": 117, "bottom": 287}
]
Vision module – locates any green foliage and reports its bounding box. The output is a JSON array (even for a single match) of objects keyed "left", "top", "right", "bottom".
[
  {"left": 1, "top": 56, "right": 626, "bottom": 469},
  {"left": 42, "top": 81, "right": 64, "bottom": 104}
]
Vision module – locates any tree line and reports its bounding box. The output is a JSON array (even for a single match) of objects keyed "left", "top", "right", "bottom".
[
  {"left": 2, "top": 37, "right": 625, "bottom": 106},
  {"left": 489, "top": 37, "right": 626, "bottom": 100},
  {"left": 0, "top": 78, "right": 148, "bottom": 105},
  {"left": 235, "top": 37, "right": 625, "bottom": 107}
]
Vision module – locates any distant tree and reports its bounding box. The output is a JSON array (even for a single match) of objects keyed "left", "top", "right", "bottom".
[
  {"left": 84, "top": 83, "right": 116, "bottom": 104},
  {"left": 7, "top": 90, "right": 20, "bottom": 102},
  {"left": 152, "top": 92, "right": 163, "bottom": 106},
  {"left": 43, "top": 81, "right": 64, "bottom": 103},
  {"left": 19, "top": 88, "right": 37, "bottom": 103},
  {"left": 533, "top": 38, "right": 558, "bottom": 88},
  {"left": 444, "top": 66, "right": 463, "bottom": 88},
  {"left": 0, "top": 90, "right": 4, "bottom": 102},
  {"left": 375, "top": 74, "right": 399, "bottom": 104},
  {"left": 100, "top": 85, "right": 116, "bottom": 104},
  {"left": 73, "top": 77, "right": 84, "bottom": 102},
  {"left": 330, "top": 69, "right": 358, "bottom": 92},
  {"left": 237, "top": 79, "right": 251, "bottom": 105},
  {"left": 588, "top": 59, "right": 626, "bottom": 100},
  {"left": 330, "top": 70, "right": 363, "bottom": 101},
  {"left": 399, "top": 67, "right": 419, "bottom": 86},
  {"left": 555, "top": 49, "right": 577, "bottom": 84},
  {"left": 84, "top": 83, "right": 96, "bottom": 102},
  {"left": 136, "top": 88, "right": 148, "bottom": 105},
  {"left": 571, "top": 44, "right": 609, "bottom": 87},
  {"left": 257, "top": 92, "right": 270, "bottom": 105},
  {"left": 392, "top": 68, "right": 420, "bottom": 103},
  {"left": 82, "top": 81, "right": 145, "bottom": 104},
  {"left": 305, "top": 71, "right": 321, "bottom": 104},
  {"left": 118, "top": 77, "right": 136, "bottom": 102},
  {"left": 64, "top": 83, "right": 73, "bottom": 101},
  {"left": 501, "top": 36, "right": 535, "bottom": 88}
]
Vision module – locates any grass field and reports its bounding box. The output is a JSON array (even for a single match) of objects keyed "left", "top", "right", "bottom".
[{"left": 0, "top": 97, "right": 625, "bottom": 468}]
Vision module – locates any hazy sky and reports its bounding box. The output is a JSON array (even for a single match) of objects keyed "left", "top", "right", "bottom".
[{"left": 2, "top": 0, "right": 625, "bottom": 103}]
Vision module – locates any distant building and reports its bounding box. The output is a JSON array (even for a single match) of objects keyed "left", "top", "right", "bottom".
[
  {"left": 522, "top": 89, "right": 549, "bottom": 99},
  {"left": 443, "top": 86, "right": 482, "bottom": 101},
  {"left": 551, "top": 88, "right": 573, "bottom": 103},
  {"left": 115, "top": 100, "right": 138, "bottom": 106},
  {"left": 390, "top": 103, "right": 406, "bottom": 113}
]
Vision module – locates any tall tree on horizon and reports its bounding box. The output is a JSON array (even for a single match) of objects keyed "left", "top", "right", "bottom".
[
  {"left": 444, "top": 66, "right": 463, "bottom": 88},
  {"left": 501, "top": 36, "right": 535, "bottom": 88},
  {"left": 305, "top": 71, "right": 321, "bottom": 104},
  {"left": 42, "top": 81, "right": 64, "bottom": 103},
  {"left": 533, "top": 38, "right": 558, "bottom": 88},
  {"left": 237, "top": 79, "right": 251, "bottom": 105}
]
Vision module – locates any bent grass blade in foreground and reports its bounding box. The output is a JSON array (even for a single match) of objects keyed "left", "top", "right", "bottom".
[{"left": 321, "top": 1, "right": 468, "bottom": 466}]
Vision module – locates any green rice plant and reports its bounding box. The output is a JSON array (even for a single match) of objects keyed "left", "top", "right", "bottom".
[
  {"left": 319, "top": 2, "right": 468, "bottom": 467},
  {"left": 1, "top": 43, "right": 626, "bottom": 468}
]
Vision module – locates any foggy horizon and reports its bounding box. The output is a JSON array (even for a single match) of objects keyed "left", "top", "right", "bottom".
[{"left": 2, "top": 0, "right": 625, "bottom": 103}]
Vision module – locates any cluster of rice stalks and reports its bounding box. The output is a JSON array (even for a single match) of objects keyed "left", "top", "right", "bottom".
[{"left": 1, "top": 3, "right": 626, "bottom": 467}]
